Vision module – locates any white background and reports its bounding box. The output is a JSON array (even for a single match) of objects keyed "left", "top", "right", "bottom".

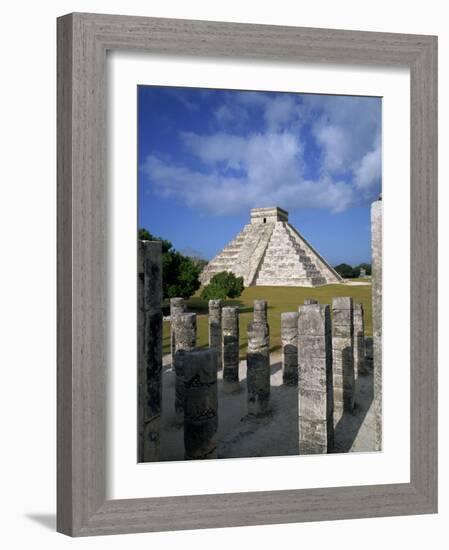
[{"left": 0, "top": 1, "right": 445, "bottom": 548}]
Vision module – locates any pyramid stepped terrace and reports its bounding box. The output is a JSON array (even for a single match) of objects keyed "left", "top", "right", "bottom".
[{"left": 200, "top": 207, "right": 342, "bottom": 287}]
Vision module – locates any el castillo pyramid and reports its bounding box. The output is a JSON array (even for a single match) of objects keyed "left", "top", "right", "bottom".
[{"left": 200, "top": 207, "right": 342, "bottom": 287}]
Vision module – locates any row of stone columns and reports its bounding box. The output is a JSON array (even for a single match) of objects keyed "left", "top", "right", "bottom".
[
  {"left": 173, "top": 299, "right": 274, "bottom": 415},
  {"left": 209, "top": 300, "right": 273, "bottom": 416},
  {"left": 208, "top": 299, "right": 273, "bottom": 416},
  {"left": 139, "top": 244, "right": 220, "bottom": 461},
  {"left": 173, "top": 295, "right": 366, "bottom": 455},
  {"left": 149, "top": 276, "right": 369, "bottom": 459},
  {"left": 280, "top": 297, "right": 367, "bottom": 453},
  {"left": 169, "top": 298, "right": 218, "bottom": 458}
]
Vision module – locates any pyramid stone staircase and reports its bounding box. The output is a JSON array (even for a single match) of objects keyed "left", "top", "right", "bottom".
[
  {"left": 200, "top": 207, "right": 342, "bottom": 287},
  {"left": 254, "top": 222, "right": 327, "bottom": 286}
]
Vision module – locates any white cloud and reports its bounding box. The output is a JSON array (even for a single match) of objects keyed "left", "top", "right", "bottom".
[
  {"left": 306, "top": 95, "right": 381, "bottom": 180},
  {"left": 263, "top": 95, "right": 297, "bottom": 131},
  {"left": 164, "top": 88, "right": 198, "bottom": 111},
  {"left": 142, "top": 129, "right": 355, "bottom": 215},
  {"left": 214, "top": 102, "right": 249, "bottom": 125},
  {"left": 313, "top": 124, "right": 350, "bottom": 173},
  {"left": 214, "top": 104, "right": 234, "bottom": 123},
  {"left": 232, "top": 91, "right": 271, "bottom": 108},
  {"left": 181, "top": 131, "right": 247, "bottom": 169},
  {"left": 141, "top": 91, "right": 381, "bottom": 215},
  {"left": 353, "top": 145, "right": 381, "bottom": 190}
]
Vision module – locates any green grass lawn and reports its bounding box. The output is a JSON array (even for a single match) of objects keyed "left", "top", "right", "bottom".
[{"left": 163, "top": 284, "right": 372, "bottom": 358}]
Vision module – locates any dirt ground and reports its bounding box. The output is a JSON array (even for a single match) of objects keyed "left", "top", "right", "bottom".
[{"left": 157, "top": 353, "right": 376, "bottom": 461}]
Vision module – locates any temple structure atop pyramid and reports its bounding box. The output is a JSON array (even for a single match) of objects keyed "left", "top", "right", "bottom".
[{"left": 200, "top": 207, "right": 342, "bottom": 287}]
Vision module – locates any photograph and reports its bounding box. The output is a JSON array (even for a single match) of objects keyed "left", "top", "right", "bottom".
[
  {"left": 137, "top": 85, "right": 382, "bottom": 462},
  {"left": 0, "top": 1, "right": 439, "bottom": 542}
]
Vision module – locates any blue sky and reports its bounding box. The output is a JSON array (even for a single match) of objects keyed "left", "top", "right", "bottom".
[{"left": 138, "top": 86, "right": 381, "bottom": 265}]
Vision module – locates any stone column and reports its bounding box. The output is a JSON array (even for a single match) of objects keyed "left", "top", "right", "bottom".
[
  {"left": 332, "top": 297, "right": 355, "bottom": 425},
  {"left": 222, "top": 306, "right": 240, "bottom": 392},
  {"left": 247, "top": 321, "right": 271, "bottom": 416},
  {"left": 371, "top": 198, "right": 382, "bottom": 451},
  {"left": 253, "top": 299, "right": 268, "bottom": 324},
  {"left": 297, "top": 303, "right": 334, "bottom": 454},
  {"left": 184, "top": 348, "right": 218, "bottom": 460},
  {"left": 174, "top": 312, "right": 197, "bottom": 422},
  {"left": 170, "top": 297, "right": 186, "bottom": 365},
  {"left": 281, "top": 312, "right": 299, "bottom": 386},
  {"left": 304, "top": 298, "right": 318, "bottom": 305},
  {"left": 353, "top": 302, "right": 366, "bottom": 377},
  {"left": 138, "top": 240, "right": 163, "bottom": 462},
  {"left": 208, "top": 299, "right": 223, "bottom": 370},
  {"left": 247, "top": 300, "right": 270, "bottom": 416},
  {"left": 364, "top": 336, "right": 374, "bottom": 373}
]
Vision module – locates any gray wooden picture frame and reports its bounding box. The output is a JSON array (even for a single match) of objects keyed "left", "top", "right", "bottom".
[{"left": 57, "top": 12, "right": 438, "bottom": 537}]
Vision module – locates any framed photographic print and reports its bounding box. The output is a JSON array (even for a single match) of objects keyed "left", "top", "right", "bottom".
[{"left": 57, "top": 13, "right": 437, "bottom": 536}]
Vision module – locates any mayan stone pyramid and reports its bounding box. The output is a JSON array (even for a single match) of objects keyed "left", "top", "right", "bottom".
[{"left": 200, "top": 207, "right": 342, "bottom": 287}]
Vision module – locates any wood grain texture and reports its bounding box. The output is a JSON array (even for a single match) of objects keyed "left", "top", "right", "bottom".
[
  {"left": 57, "top": 13, "right": 74, "bottom": 536},
  {"left": 57, "top": 12, "right": 438, "bottom": 536}
]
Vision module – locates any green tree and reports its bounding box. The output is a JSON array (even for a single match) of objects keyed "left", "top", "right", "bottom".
[
  {"left": 138, "top": 228, "right": 201, "bottom": 299},
  {"left": 200, "top": 271, "right": 244, "bottom": 300},
  {"left": 354, "top": 262, "right": 372, "bottom": 276},
  {"left": 162, "top": 250, "right": 201, "bottom": 299},
  {"left": 138, "top": 228, "right": 172, "bottom": 253},
  {"left": 189, "top": 257, "right": 208, "bottom": 271},
  {"left": 334, "top": 263, "right": 356, "bottom": 278}
]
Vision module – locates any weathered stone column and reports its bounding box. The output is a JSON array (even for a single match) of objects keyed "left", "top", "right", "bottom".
[
  {"left": 297, "top": 303, "right": 334, "bottom": 454},
  {"left": 332, "top": 297, "right": 355, "bottom": 425},
  {"left": 281, "top": 312, "right": 299, "bottom": 386},
  {"left": 247, "top": 321, "right": 271, "bottom": 416},
  {"left": 253, "top": 299, "right": 268, "bottom": 324},
  {"left": 170, "top": 297, "right": 186, "bottom": 365},
  {"left": 222, "top": 306, "right": 240, "bottom": 392},
  {"left": 364, "top": 336, "right": 373, "bottom": 373},
  {"left": 353, "top": 302, "right": 366, "bottom": 377},
  {"left": 174, "top": 312, "right": 197, "bottom": 422},
  {"left": 184, "top": 348, "right": 218, "bottom": 460},
  {"left": 247, "top": 300, "right": 270, "bottom": 416},
  {"left": 208, "top": 299, "right": 222, "bottom": 370},
  {"left": 304, "top": 298, "right": 318, "bottom": 305},
  {"left": 138, "top": 240, "right": 163, "bottom": 462},
  {"left": 371, "top": 198, "right": 382, "bottom": 451}
]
